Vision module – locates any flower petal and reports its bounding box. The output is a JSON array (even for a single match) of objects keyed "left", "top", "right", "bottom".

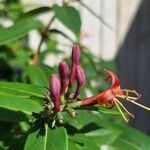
[
  {"left": 104, "top": 68, "right": 120, "bottom": 88},
  {"left": 97, "top": 89, "right": 115, "bottom": 105},
  {"left": 73, "top": 66, "right": 86, "bottom": 99},
  {"left": 72, "top": 44, "right": 80, "bottom": 65},
  {"left": 50, "top": 74, "right": 61, "bottom": 112},
  {"left": 69, "top": 44, "right": 80, "bottom": 87},
  {"left": 103, "top": 100, "right": 115, "bottom": 109},
  {"left": 59, "top": 61, "right": 69, "bottom": 94}
]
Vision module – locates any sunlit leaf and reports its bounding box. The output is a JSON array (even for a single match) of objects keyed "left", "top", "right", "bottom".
[
  {"left": 49, "top": 29, "right": 74, "bottom": 42},
  {"left": 24, "top": 125, "right": 68, "bottom": 150},
  {"left": 0, "top": 18, "right": 43, "bottom": 45},
  {"left": 53, "top": 5, "right": 81, "bottom": 38},
  {"left": 0, "top": 82, "right": 46, "bottom": 98},
  {"left": 27, "top": 65, "right": 52, "bottom": 87},
  {"left": 19, "top": 7, "right": 52, "bottom": 19},
  {"left": 0, "top": 94, "right": 43, "bottom": 121},
  {"left": 97, "top": 105, "right": 123, "bottom": 115},
  {"left": 65, "top": 110, "right": 150, "bottom": 150},
  {"left": 0, "top": 82, "right": 46, "bottom": 121}
]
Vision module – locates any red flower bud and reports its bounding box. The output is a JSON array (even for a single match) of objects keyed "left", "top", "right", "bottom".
[
  {"left": 72, "top": 44, "right": 80, "bottom": 65},
  {"left": 50, "top": 74, "right": 61, "bottom": 112},
  {"left": 69, "top": 44, "right": 80, "bottom": 87},
  {"left": 73, "top": 66, "right": 85, "bottom": 99},
  {"left": 59, "top": 61, "right": 69, "bottom": 95}
]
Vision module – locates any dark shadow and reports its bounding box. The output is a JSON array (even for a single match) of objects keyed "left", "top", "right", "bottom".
[
  {"left": 30, "top": 112, "right": 48, "bottom": 137},
  {"left": 116, "top": 0, "right": 150, "bottom": 135},
  {"left": 0, "top": 119, "right": 28, "bottom": 150},
  {"left": 76, "top": 105, "right": 98, "bottom": 111},
  {"left": 31, "top": 119, "right": 46, "bottom": 137},
  {"left": 64, "top": 123, "right": 100, "bottom": 135},
  {"left": 0, "top": 58, "right": 13, "bottom": 81},
  {"left": 78, "top": 123, "right": 100, "bottom": 133},
  {"left": 63, "top": 124, "right": 78, "bottom": 135},
  {"left": 0, "top": 108, "right": 29, "bottom": 122}
]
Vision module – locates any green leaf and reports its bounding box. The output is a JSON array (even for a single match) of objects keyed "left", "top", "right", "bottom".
[
  {"left": 111, "top": 124, "right": 150, "bottom": 150},
  {"left": 101, "top": 59, "right": 118, "bottom": 72},
  {"left": 0, "top": 141, "right": 6, "bottom": 150},
  {"left": 24, "top": 125, "right": 68, "bottom": 150},
  {"left": 0, "top": 18, "right": 43, "bottom": 45},
  {"left": 84, "top": 128, "right": 120, "bottom": 137},
  {"left": 0, "top": 82, "right": 46, "bottom": 121},
  {"left": 69, "top": 128, "right": 120, "bottom": 149},
  {"left": 68, "top": 140, "right": 80, "bottom": 150},
  {"left": 26, "top": 65, "right": 52, "bottom": 87},
  {"left": 70, "top": 134, "right": 100, "bottom": 150},
  {"left": 0, "top": 107, "right": 29, "bottom": 122},
  {"left": 53, "top": 5, "right": 81, "bottom": 38},
  {"left": 96, "top": 105, "right": 123, "bottom": 115},
  {"left": 0, "top": 82, "right": 46, "bottom": 98},
  {"left": 110, "top": 138, "right": 142, "bottom": 150},
  {"left": 65, "top": 110, "right": 150, "bottom": 150},
  {"left": 49, "top": 29, "right": 74, "bottom": 42},
  {"left": 63, "top": 110, "right": 106, "bottom": 130},
  {"left": 0, "top": 94, "right": 43, "bottom": 121},
  {"left": 19, "top": 7, "right": 52, "bottom": 19}
]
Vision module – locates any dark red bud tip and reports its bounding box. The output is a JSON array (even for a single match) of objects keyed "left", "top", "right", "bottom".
[
  {"left": 73, "top": 66, "right": 86, "bottom": 99},
  {"left": 50, "top": 74, "right": 61, "bottom": 112},
  {"left": 59, "top": 61, "right": 69, "bottom": 79},
  {"left": 72, "top": 44, "right": 80, "bottom": 65},
  {"left": 69, "top": 64, "right": 77, "bottom": 87},
  {"left": 59, "top": 61, "right": 69, "bottom": 94},
  {"left": 69, "top": 45, "right": 80, "bottom": 87},
  {"left": 77, "top": 66, "right": 85, "bottom": 86}
]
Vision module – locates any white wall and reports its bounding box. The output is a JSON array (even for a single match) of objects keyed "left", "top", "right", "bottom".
[{"left": 21, "top": 0, "right": 142, "bottom": 61}]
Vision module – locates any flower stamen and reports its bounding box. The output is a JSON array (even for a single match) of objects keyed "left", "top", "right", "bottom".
[
  {"left": 115, "top": 98, "right": 134, "bottom": 119},
  {"left": 113, "top": 98, "right": 129, "bottom": 122},
  {"left": 125, "top": 98, "right": 150, "bottom": 111},
  {"left": 115, "top": 89, "right": 150, "bottom": 111},
  {"left": 122, "top": 89, "right": 141, "bottom": 100},
  {"left": 116, "top": 94, "right": 139, "bottom": 101}
]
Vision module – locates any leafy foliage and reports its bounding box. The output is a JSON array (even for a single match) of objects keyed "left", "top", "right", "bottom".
[
  {"left": 0, "top": 19, "right": 43, "bottom": 45},
  {"left": 53, "top": 5, "right": 81, "bottom": 39},
  {"left": 25, "top": 126, "right": 68, "bottom": 150},
  {"left": 0, "top": 1, "right": 149, "bottom": 150}
]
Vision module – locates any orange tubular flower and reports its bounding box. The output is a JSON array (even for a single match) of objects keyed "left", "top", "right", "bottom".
[{"left": 81, "top": 68, "right": 150, "bottom": 122}]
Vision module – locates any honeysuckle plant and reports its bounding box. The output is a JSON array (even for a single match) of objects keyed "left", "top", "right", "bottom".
[
  {"left": 43, "top": 44, "right": 150, "bottom": 127},
  {"left": 0, "top": 1, "right": 150, "bottom": 150}
]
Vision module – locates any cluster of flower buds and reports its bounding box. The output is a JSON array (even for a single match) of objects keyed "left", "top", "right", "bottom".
[
  {"left": 49, "top": 44, "right": 150, "bottom": 123},
  {"left": 49, "top": 45, "right": 85, "bottom": 115}
]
